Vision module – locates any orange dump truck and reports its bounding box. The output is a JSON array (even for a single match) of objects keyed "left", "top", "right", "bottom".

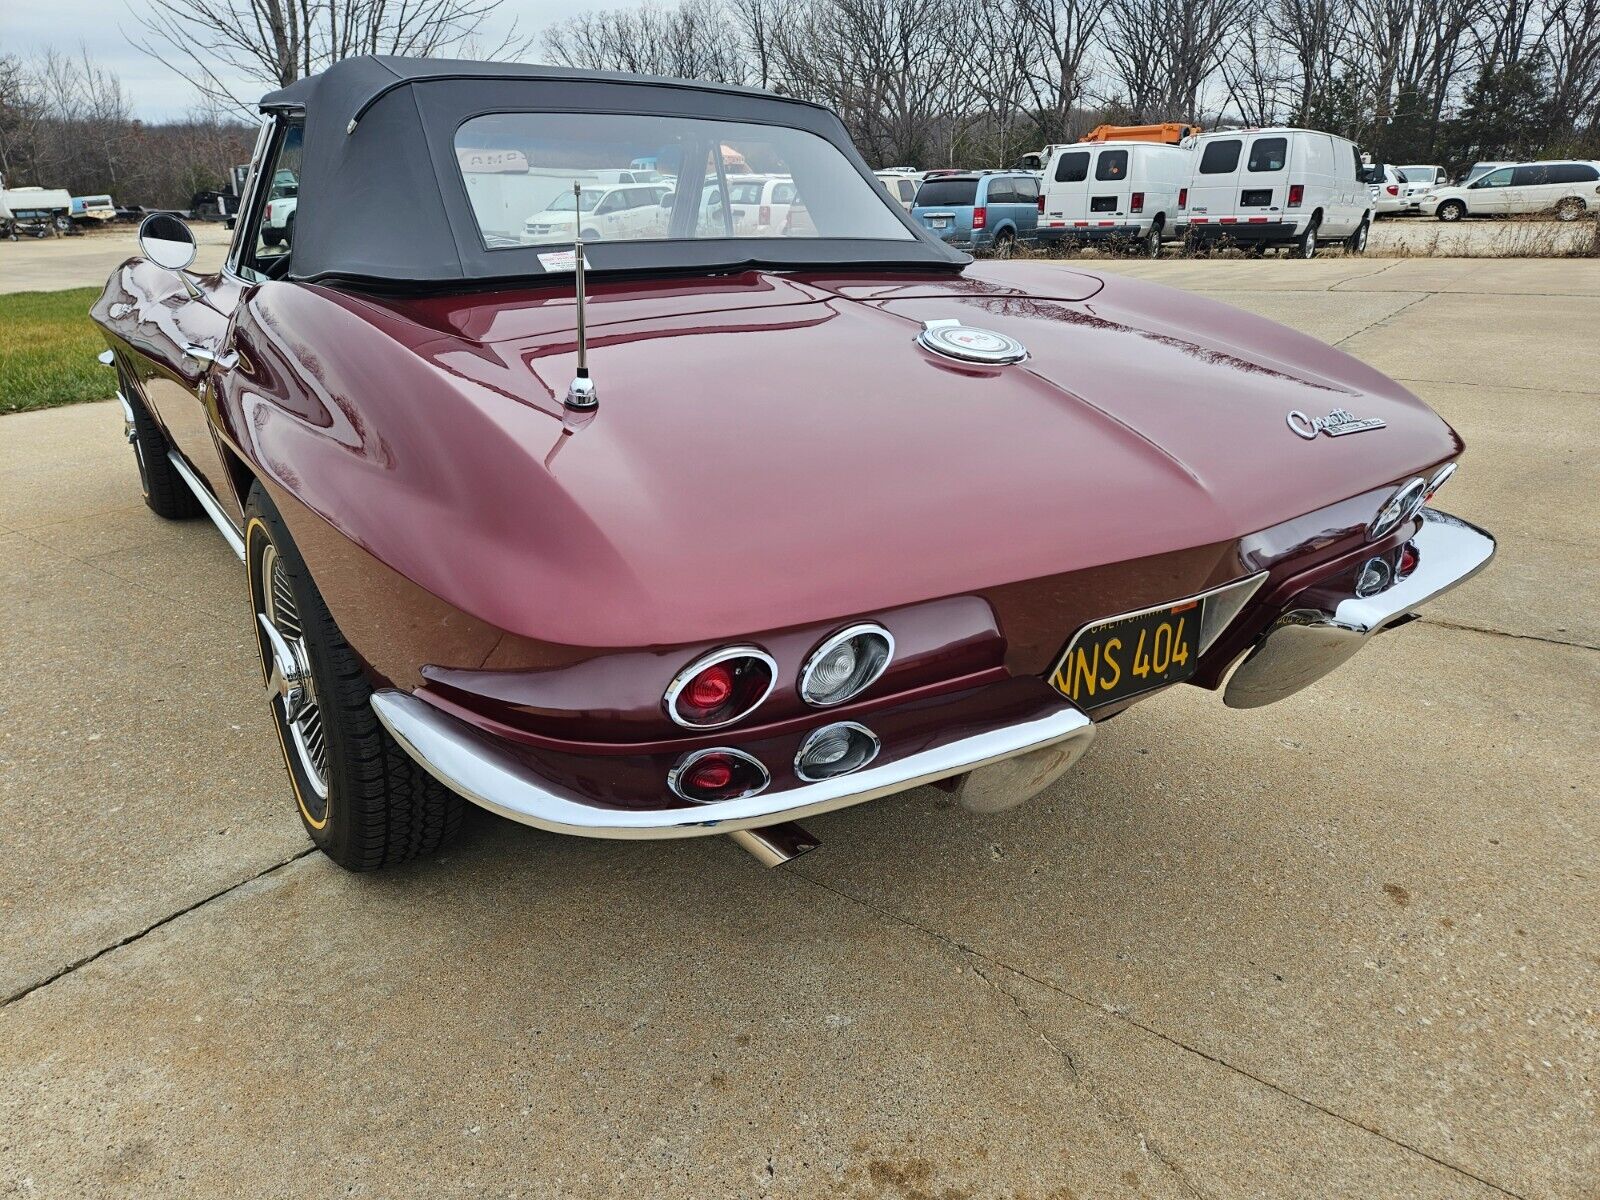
[{"left": 1081, "top": 123, "right": 1202, "bottom": 145}]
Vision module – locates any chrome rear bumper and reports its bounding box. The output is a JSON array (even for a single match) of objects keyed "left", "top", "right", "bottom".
[
  {"left": 372, "top": 689, "right": 1094, "bottom": 839},
  {"left": 1224, "top": 507, "right": 1494, "bottom": 708}
]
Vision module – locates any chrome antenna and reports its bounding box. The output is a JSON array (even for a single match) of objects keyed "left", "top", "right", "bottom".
[{"left": 565, "top": 182, "right": 598, "bottom": 412}]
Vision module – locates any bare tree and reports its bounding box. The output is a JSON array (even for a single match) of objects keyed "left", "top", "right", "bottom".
[
  {"left": 137, "top": 0, "right": 531, "bottom": 115},
  {"left": 770, "top": 0, "right": 966, "bottom": 166},
  {"left": 1543, "top": 0, "right": 1600, "bottom": 131},
  {"left": 1271, "top": 0, "right": 1355, "bottom": 123},
  {"left": 1102, "top": 0, "right": 1250, "bottom": 120},
  {"left": 543, "top": 0, "right": 751, "bottom": 82},
  {"left": 1217, "top": 18, "right": 1294, "bottom": 124},
  {"left": 1011, "top": 0, "right": 1112, "bottom": 143}
]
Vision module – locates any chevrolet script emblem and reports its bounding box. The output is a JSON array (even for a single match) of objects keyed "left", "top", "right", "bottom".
[{"left": 1286, "top": 407, "right": 1386, "bottom": 440}]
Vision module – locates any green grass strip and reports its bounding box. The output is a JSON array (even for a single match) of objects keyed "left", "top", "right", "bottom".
[{"left": 0, "top": 288, "right": 110, "bottom": 414}]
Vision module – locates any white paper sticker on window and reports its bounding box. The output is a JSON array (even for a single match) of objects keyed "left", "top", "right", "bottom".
[{"left": 537, "top": 250, "right": 577, "bottom": 272}]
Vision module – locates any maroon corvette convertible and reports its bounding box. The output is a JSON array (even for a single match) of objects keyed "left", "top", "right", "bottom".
[{"left": 93, "top": 57, "right": 1493, "bottom": 871}]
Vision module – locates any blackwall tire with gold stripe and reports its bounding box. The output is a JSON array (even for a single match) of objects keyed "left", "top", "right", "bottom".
[{"left": 244, "top": 482, "right": 464, "bottom": 870}]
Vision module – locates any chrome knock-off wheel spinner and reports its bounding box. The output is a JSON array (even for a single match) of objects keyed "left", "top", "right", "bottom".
[{"left": 256, "top": 543, "right": 330, "bottom": 804}]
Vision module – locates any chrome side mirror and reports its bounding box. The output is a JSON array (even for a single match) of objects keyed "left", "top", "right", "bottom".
[{"left": 138, "top": 213, "right": 197, "bottom": 271}]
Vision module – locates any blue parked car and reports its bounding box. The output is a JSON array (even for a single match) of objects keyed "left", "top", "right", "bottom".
[{"left": 911, "top": 172, "right": 1042, "bottom": 253}]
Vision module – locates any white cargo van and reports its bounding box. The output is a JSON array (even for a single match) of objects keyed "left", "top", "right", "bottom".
[
  {"left": 1177, "top": 128, "right": 1373, "bottom": 257},
  {"left": 1038, "top": 141, "right": 1191, "bottom": 256}
]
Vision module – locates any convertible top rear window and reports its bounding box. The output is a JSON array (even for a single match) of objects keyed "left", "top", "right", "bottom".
[{"left": 455, "top": 112, "right": 914, "bottom": 249}]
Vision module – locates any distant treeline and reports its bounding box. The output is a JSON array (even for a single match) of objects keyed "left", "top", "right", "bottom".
[
  {"left": 542, "top": 0, "right": 1600, "bottom": 170},
  {"left": 0, "top": 52, "right": 254, "bottom": 208},
  {"left": 5, "top": 0, "right": 1598, "bottom": 209}
]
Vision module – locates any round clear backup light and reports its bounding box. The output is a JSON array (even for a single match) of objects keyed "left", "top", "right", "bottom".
[
  {"left": 668, "top": 747, "right": 769, "bottom": 803},
  {"left": 1356, "top": 556, "right": 1394, "bottom": 597},
  {"left": 1368, "top": 477, "right": 1427, "bottom": 541},
  {"left": 794, "top": 722, "right": 881, "bottom": 782},
  {"left": 665, "top": 647, "right": 777, "bottom": 729},
  {"left": 799, "top": 624, "right": 894, "bottom": 707}
]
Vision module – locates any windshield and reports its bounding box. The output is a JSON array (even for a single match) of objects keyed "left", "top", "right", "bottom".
[
  {"left": 455, "top": 111, "right": 912, "bottom": 248},
  {"left": 1397, "top": 167, "right": 1432, "bottom": 182}
]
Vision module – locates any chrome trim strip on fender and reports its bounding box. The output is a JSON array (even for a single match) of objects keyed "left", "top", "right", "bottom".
[
  {"left": 1224, "top": 507, "right": 1495, "bottom": 708},
  {"left": 371, "top": 690, "right": 1095, "bottom": 840},
  {"left": 166, "top": 450, "right": 245, "bottom": 560}
]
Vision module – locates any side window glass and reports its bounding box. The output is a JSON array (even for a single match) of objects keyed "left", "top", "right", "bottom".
[
  {"left": 240, "top": 118, "right": 304, "bottom": 281},
  {"left": 1199, "top": 140, "right": 1241, "bottom": 174},
  {"left": 1095, "top": 150, "right": 1129, "bottom": 181},
  {"left": 1016, "top": 177, "right": 1039, "bottom": 199},
  {"left": 1247, "top": 137, "right": 1287, "bottom": 172},
  {"left": 1054, "top": 151, "right": 1089, "bottom": 182},
  {"left": 1478, "top": 168, "right": 1513, "bottom": 188}
]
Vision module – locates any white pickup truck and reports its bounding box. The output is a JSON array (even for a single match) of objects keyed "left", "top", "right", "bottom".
[{"left": 260, "top": 169, "right": 299, "bottom": 246}]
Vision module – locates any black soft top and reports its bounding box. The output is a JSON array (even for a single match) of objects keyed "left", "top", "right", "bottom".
[{"left": 258, "top": 56, "right": 964, "bottom": 287}]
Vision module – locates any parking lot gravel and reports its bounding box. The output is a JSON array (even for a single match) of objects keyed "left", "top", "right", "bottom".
[{"left": 1, "top": 255, "right": 1595, "bottom": 1198}]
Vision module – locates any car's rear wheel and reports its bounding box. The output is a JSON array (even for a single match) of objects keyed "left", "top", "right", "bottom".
[
  {"left": 1556, "top": 196, "right": 1586, "bottom": 222},
  {"left": 244, "top": 483, "right": 464, "bottom": 871},
  {"left": 991, "top": 228, "right": 1016, "bottom": 257},
  {"left": 1140, "top": 222, "right": 1162, "bottom": 257},
  {"left": 1346, "top": 217, "right": 1370, "bottom": 255},
  {"left": 1437, "top": 199, "right": 1466, "bottom": 222},
  {"left": 120, "top": 365, "right": 202, "bottom": 520},
  {"left": 1294, "top": 219, "right": 1319, "bottom": 259}
]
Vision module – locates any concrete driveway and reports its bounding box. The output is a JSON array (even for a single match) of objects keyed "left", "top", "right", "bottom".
[
  {"left": 1, "top": 258, "right": 1595, "bottom": 1198},
  {"left": 0, "top": 223, "right": 232, "bottom": 293}
]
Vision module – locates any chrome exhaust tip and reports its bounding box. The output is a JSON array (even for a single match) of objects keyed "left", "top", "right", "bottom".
[{"left": 728, "top": 822, "right": 820, "bottom": 867}]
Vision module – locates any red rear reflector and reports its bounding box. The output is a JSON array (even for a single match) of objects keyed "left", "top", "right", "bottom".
[
  {"left": 972, "top": 206, "right": 987, "bottom": 230},
  {"left": 1178, "top": 188, "right": 1188, "bottom": 208},
  {"left": 1131, "top": 191, "right": 1145, "bottom": 213},
  {"left": 1248, "top": 216, "right": 1269, "bottom": 223},
  {"left": 1288, "top": 184, "right": 1305, "bottom": 207},
  {"left": 688, "top": 758, "right": 733, "bottom": 791},
  {"left": 1398, "top": 544, "right": 1419, "bottom": 576},
  {"left": 671, "top": 749, "right": 769, "bottom": 802},
  {"left": 1220, "top": 217, "right": 1238, "bottom": 224},
  {"left": 1074, "top": 220, "right": 1088, "bottom": 227}
]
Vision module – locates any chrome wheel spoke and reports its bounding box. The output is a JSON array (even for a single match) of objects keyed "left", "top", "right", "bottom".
[{"left": 257, "top": 545, "right": 329, "bottom": 798}]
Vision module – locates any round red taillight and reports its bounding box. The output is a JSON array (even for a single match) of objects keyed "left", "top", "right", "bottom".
[
  {"left": 665, "top": 647, "right": 777, "bottom": 729},
  {"left": 669, "top": 748, "right": 769, "bottom": 802},
  {"left": 686, "top": 664, "right": 734, "bottom": 711}
]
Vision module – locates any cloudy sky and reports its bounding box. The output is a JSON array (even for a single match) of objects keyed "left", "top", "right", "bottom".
[{"left": 3, "top": 0, "right": 605, "bottom": 120}]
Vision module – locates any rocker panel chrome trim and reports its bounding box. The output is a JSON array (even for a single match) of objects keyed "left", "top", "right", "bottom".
[{"left": 167, "top": 449, "right": 245, "bottom": 560}]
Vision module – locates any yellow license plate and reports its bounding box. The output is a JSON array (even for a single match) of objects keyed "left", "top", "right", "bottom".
[{"left": 1048, "top": 600, "right": 1202, "bottom": 708}]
